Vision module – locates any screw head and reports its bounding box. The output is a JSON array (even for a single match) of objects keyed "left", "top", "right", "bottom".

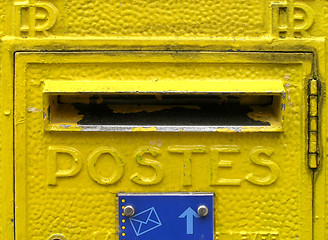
[
  {"left": 197, "top": 205, "right": 209, "bottom": 217},
  {"left": 124, "top": 205, "right": 135, "bottom": 217}
]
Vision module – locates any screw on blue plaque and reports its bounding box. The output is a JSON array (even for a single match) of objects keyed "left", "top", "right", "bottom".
[{"left": 118, "top": 193, "right": 214, "bottom": 240}]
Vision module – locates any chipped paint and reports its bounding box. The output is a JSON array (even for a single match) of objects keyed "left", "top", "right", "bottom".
[
  {"left": 27, "top": 107, "right": 42, "bottom": 113},
  {"left": 131, "top": 126, "right": 158, "bottom": 132},
  {"left": 240, "top": 125, "right": 283, "bottom": 132},
  {"left": 49, "top": 124, "right": 83, "bottom": 131},
  {"left": 59, "top": 124, "right": 71, "bottom": 128},
  {"left": 216, "top": 127, "right": 241, "bottom": 132},
  {"left": 281, "top": 104, "right": 286, "bottom": 110},
  {"left": 282, "top": 92, "right": 286, "bottom": 99},
  {"left": 247, "top": 105, "right": 279, "bottom": 127}
]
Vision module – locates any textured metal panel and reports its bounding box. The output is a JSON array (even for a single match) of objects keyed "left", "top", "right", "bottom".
[
  {"left": 13, "top": 52, "right": 313, "bottom": 240},
  {"left": 66, "top": 0, "right": 264, "bottom": 37}
]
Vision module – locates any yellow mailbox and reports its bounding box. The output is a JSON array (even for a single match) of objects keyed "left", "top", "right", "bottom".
[{"left": 0, "top": 1, "right": 327, "bottom": 240}]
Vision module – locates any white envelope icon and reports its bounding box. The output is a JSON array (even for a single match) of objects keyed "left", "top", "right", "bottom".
[{"left": 129, "top": 207, "right": 162, "bottom": 236}]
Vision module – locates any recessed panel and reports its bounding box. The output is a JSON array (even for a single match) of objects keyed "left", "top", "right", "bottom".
[{"left": 14, "top": 52, "right": 313, "bottom": 240}]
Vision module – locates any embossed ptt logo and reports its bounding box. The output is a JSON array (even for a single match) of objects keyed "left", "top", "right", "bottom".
[
  {"left": 14, "top": 0, "right": 58, "bottom": 37},
  {"left": 271, "top": 2, "right": 314, "bottom": 38}
]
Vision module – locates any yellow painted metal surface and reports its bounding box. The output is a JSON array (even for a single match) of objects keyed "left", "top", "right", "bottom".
[
  {"left": 14, "top": 51, "right": 313, "bottom": 239},
  {"left": 0, "top": 1, "right": 327, "bottom": 240}
]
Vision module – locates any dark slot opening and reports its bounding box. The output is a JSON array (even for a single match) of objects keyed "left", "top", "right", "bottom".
[{"left": 47, "top": 93, "right": 281, "bottom": 129}]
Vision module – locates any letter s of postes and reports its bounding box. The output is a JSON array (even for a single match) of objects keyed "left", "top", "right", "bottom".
[{"left": 246, "top": 147, "right": 280, "bottom": 185}]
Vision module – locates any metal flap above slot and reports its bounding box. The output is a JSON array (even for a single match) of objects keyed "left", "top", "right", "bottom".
[{"left": 44, "top": 81, "right": 284, "bottom": 132}]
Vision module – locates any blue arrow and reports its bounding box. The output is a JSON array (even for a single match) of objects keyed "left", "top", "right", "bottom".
[{"left": 178, "top": 207, "right": 200, "bottom": 234}]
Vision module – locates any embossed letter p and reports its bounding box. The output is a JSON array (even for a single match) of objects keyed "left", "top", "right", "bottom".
[
  {"left": 271, "top": 2, "right": 314, "bottom": 38},
  {"left": 14, "top": 0, "right": 58, "bottom": 37},
  {"left": 47, "top": 146, "right": 83, "bottom": 185}
]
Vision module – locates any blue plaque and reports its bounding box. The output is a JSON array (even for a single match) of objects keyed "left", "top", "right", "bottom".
[{"left": 118, "top": 193, "right": 214, "bottom": 240}]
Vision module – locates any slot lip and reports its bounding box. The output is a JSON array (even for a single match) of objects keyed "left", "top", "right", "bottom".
[
  {"left": 43, "top": 80, "right": 285, "bottom": 95},
  {"left": 46, "top": 124, "right": 283, "bottom": 133}
]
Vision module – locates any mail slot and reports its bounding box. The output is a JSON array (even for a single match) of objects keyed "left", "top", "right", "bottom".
[
  {"left": 13, "top": 51, "right": 314, "bottom": 240},
  {"left": 45, "top": 93, "right": 281, "bottom": 131}
]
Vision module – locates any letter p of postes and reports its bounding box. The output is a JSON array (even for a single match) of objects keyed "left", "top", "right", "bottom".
[{"left": 47, "top": 146, "right": 83, "bottom": 186}]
